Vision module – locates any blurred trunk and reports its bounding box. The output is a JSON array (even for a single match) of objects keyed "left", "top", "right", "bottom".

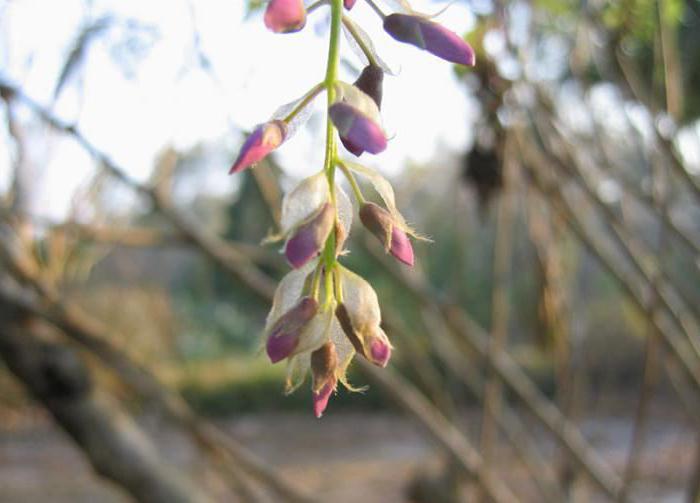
[{"left": 0, "top": 302, "right": 213, "bottom": 503}]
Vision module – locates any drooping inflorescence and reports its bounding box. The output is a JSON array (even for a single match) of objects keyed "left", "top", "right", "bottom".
[{"left": 230, "top": 0, "right": 475, "bottom": 417}]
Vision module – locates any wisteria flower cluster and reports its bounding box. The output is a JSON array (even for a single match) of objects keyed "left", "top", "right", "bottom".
[{"left": 230, "top": 0, "right": 475, "bottom": 417}]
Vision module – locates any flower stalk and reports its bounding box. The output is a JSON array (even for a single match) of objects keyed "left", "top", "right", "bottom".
[{"left": 229, "top": 0, "right": 475, "bottom": 416}]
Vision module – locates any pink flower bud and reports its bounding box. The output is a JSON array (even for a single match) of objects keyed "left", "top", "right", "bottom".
[
  {"left": 359, "top": 202, "right": 414, "bottom": 266},
  {"left": 336, "top": 303, "right": 392, "bottom": 368},
  {"left": 285, "top": 202, "right": 335, "bottom": 268},
  {"left": 264, "top": 0, "right": 306, "bottom": 34},
  {"left": 330, "top": 82, "right": 387, "bottom": 157},
  {"left": 266, "top": 297, "right": 319, "bottom": 363},
  {"left": 311, "top": 342, "right": 339, "bottom": 417},
  {"left": 368, "top": 330, "right": 392, "bottom": 367},
  {"left": 229, "top": 120, "right": 287, "bottom": 174},
  {"left": 383, "top": 14, "right": 475, "bottom": 67},
  {"left": 344, "top": 0, "right": 357, "bottom": 10},
  {"left": 312, "top": 379, "right": 336, "bottom": 418}
]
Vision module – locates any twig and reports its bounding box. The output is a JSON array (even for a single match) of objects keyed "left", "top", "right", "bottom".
[
  {"left": 514, "top": 124, "right": 700, "bottom": 395},
  {"left": 479, "top": 135, "right": 516, "bottom": 491},
  {"left": 0, "top": 303, "right": 215, "bottom": 503},
  {"left": 360, "top": 236, "right": 624, "bottom": 499},
  {"left": 0, "top": 242, "right": 316, "bottom": 503},
  {"left": 357, "top": 360, "right": 520, "bottom": 503},
  {"left": 0, "top": 78, "right": 278, "bottom": 302}
]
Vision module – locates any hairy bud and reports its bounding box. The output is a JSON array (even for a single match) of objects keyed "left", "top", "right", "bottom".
[
  {"left": 229, "top": 120, "right": 287, "bottom": 174},
  {"left": 359, "top": 202, "right": 414, "bottom": 266},
  {"left": 266, "top": 297, "right": 319, "bottom": 363},
  {"left": 311, "top": 342, "right": 339, "bottom": 417}
]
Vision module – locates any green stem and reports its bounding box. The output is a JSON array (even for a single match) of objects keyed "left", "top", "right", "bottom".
[
  {"left": 306, "top": 0, "right": 328, "bottom": 14},
  {"left": 282, "top": 83, "right": 325, "bottom": 123},
  {"left": 342, "top": 15, "right": 378, "bottom": 67},
  {"left": 321, "top": 0, "right": 343, "bottom": 274},
  {"left": 338, "top": 161, "right": 366, "bottom": 203},
  {"left": 364, "top": 0, "right": 386, "bottom": 19}
]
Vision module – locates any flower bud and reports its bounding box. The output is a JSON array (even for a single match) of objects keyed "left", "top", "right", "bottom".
[
  {"left": 330, "top": 82, "right": 387, "bottom": 157},
  {"left": 264, "top": 0, "right": 306, "bottom": 34},
  {"left": 266, "top": 297, "right": 319, "bottom": 363},
  {"left": 344, "top": 0, "right": 357, "bottom": 10},
  {"left": 229, "top": 120, "right": 287, "bottom": 174},
  {"left": 367, "top": 327, "right": 391, "bottom": 367},
  {"left": 311, "top": 342, "right": 339, "bottom": 417},
  {"left": 336, "top": 303, "right": 392, "bottom": 368},
  {"left": 353, "top": 65, "right": 383, "bottom": 109},
  {"left": 383, "top": 14, "right": 475, "bottom": 67},
  {"left": 285, "top": 202, "right": 335, "bottom": 268},
  {"left": 359, "top": 202, "right": 414, "bottom": 266}
]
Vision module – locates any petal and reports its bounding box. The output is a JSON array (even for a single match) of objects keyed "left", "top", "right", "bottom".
[
  {"left": 368, "top": 328, "right": 392, "bottom": 367},
  {"left": 312, "top": 379, "right": 336, "bottom": 418},
  {"left": 343, "top": 0, "right": 357, "bottom": 9},
  {"left": 383, "top": 13, "right": 425, "bottom": 49},
  {"left": 389, "top": 226, "right": 414, "bottom": 266},
  {"left": 420, "top": 19, "right": 475, "bottom": 66},
  {"left": 264, "top": 262, "right": 316, "bottom": 332},
  {"left": 354, "top": 65, "right": 384, "bottom": 109},
  {"left": 383, "top": 14, "right": 475, "bottom": 66},
  {"left": 264, "top": 0, "right": 306, "bottom": 34},
  {"left": 285, "top": 202, "right": 335, "bottom": 268},
  {"left": 267, "top": 333, "right": 299, "bottom": 363},
  {"left": 340, "top": 268, "right": 382, "bottom": 329},
  {"left": 280, "top": 172, "right": 329, "bottom": 234},
  {"left": 330, "top": 103, "right": 387, "bottom": 154},
  {"left": 229, "top": 121, "right": 287, "bottom": 174},
  {"left": 266, "top": 297, "right": 319, "bottom": 362},
  {"left": 335, "top": 185, "right": 354, "bottom": 252}
]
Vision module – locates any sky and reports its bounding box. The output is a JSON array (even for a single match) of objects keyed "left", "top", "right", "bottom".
[{"left": 0, "top": 0, "right": 480, "bottom": 219}]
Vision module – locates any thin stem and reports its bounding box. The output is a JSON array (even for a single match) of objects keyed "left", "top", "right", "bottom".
[
  {"left": 282, "top": 83, "right": 325, "bottom": 123},
  {"left": 310, "top": 264, "right": 323, "bottom": 300},
  {"left": 363, "top": 0, "right": 386, "bottom": 19},
  {"left": 337, "top": 161, "right": 365, "bottom": 203},
  {"left": 342, "top": 15, "right": 378, "bottom": 67},
  {"left": 306, "top": 0, "right": 329, "bottom": 15},
  {"left": 323, "top": 265, "right": 335, "bottom": 310},
  {"left": 320, "top": 0, "right": 343, "bottom": 273},
  {"left": 333, "top": 267, "right": 344, "bottom": 303}
]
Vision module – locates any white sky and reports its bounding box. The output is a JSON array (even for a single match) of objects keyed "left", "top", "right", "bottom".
[{"left": 0, "top": 0, "right": 479, "bottom": 219}]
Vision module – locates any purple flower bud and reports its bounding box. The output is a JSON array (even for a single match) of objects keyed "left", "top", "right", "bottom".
[
  {"left": 264, "top": 0, "right": 306, "bottom": 34},
  {"left": 359, "top": 202, "right": 414, "bottom": 266},
  {"left": 311, "top": 342, "right": 339, "bottom": 418},
  {"left": 344, "top": 0, "right": 357, "bottom": 10},
  {"left": 383, "top": 14, "right": 476, "bottom": 67},
  {"left": 229, "top": 120, "right": 287, "bottom": 174},
  {"left": 330, "top": 103, "right": 387, "bottom": 156},
  {"left": 285, "top": 202, "right": 335, "bottom": 268},
  {"left": 266, "top": 297, "right": 319, "bottom": 363},
  {"left": 330, "top": 82, "right": 387, "bottom": 157},
  {"left": 354, "top": 65, "right": 384, "bottom": 109}
]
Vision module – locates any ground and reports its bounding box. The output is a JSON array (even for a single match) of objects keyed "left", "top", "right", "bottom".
[{"left": 0, "top": 406, "right": 696, "bottom": 502}]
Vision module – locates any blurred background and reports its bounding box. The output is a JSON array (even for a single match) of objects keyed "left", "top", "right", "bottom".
[{"left": 1, "top": 0, "right": 699, "bottom": 501}]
